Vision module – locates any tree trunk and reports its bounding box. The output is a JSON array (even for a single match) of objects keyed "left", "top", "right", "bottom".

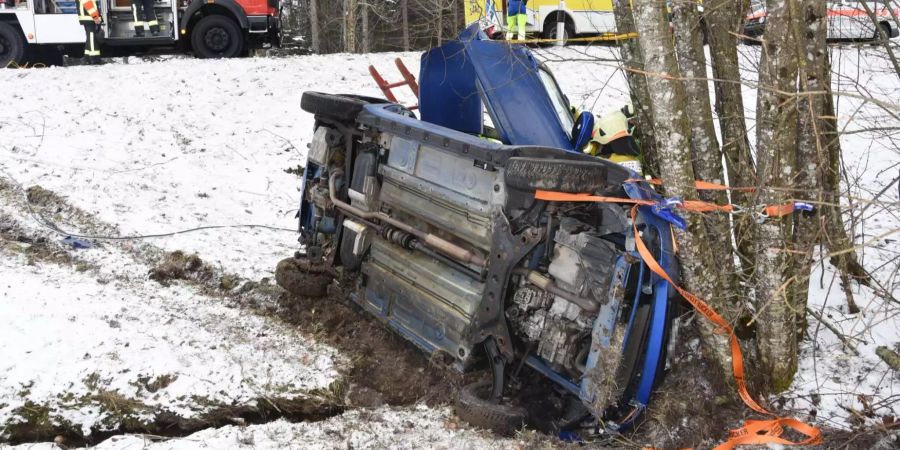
[
  {"left": 671, "top": 1, "right": 738, "bottom": 300},
  {"left": 361, "top": 2, "right": 369, "bottom": 53},
  {"left": 632, "top": 0, "right": 732, "bottom": 380},
  {"left": 402, "top": 0, "right": 410, "bottom": 51},
  {"left": 309, "top": 0, "right": 320, "bottom": 53},
  {"left": 753, "top": 0, "right": 801, "bottom": 392},
  {"left": 822, "top": 84, "right": 865, "bottom": 312},
  {"left": 436, "top": 2, "right": 444, "bottom": 45},
  {"left": 612, "top": 0, "right": 660, "bottom": 177},
  {"left": 345, "top": 0, "right": 357, "bottom": 53},
  {"left": 704, "top": 0, "right": 758, "bottom": 280},
  {"left": 791, "top": 0, "right": 828, "bottom": 323}
]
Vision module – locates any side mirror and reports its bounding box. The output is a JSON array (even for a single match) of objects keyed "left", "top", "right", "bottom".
[{"left": 571, "top": 111, "right": 595, "bottom": 152}]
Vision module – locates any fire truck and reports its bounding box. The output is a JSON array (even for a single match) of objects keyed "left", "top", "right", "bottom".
[{"left": 0, "top": 0, "right": 281, "bottom": 66}]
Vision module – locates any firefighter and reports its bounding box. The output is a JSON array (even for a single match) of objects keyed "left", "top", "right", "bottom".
[
  {"left": 77, "top": 0, "right": 103, "bottom": 63},
  {"left": 506, "top": 0, "right": 527, "bottom": 41},
  {"left": 589, "top": 103, "right": 643, "bottom": 174},
  {"left": 132, "top": 0, "right": 159, "bottom": 37}
]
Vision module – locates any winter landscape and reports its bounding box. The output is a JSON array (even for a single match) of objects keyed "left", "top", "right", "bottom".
[{"left": 2, "top": 2, "right": 900, "bottom": 449}]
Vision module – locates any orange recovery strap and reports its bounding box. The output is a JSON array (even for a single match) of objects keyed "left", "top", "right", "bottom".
[
  {"left": 628, "top": 206, "right": 821, "bottom": 449},
  {"left": 626, "top": 177, "right": 757, "bottom": 193},
  {"left": 532, "top": 190, "right": 798, "bottom": 219},
  {"left": 534, "top": 189, "right": 822, "bottom": 448}
]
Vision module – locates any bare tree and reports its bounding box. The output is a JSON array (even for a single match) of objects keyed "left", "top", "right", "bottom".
[
  {"left": 631, "top": 0, "right": 733, "bottom": 378},
  {"left": 704, "top": 0, "right": 758, "bottom": 279},
  {"left": 672, "top": 1, "right": 738, "bottom": 296},
  {"left": 612, "top": 0, "right": 660, "bottom": 177},
  {"left": 753, "top": 0, "right": 802, "bottom": 390}
]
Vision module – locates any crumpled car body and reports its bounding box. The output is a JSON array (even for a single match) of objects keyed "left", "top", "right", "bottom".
[{"left": 288, "top": 25, "right": 679, "bottom": 434}]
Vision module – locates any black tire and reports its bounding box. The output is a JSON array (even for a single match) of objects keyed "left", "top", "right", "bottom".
[
  {"left": 455, "top": 380, "right": 526, "bottom": 435},
  {"left": 191, "top": 15, "right": 244, "bottom": 59},
  {"left": 275, "top": 257, "right": 333, "bottom": 298},
  {"left": 542, "top": 16, "right": 574, "bottom": 45},
  {"left": 0, "top": 22, "right": 26, "bottom": 68},
  {"left": 301, "top": 91, "right": 387, "bottom": 122},
  {"left": 504, "top": 157, "right": 630, "bottom": 193},
  {"left": 876, "top": 22, "right": 891, "bottom": 42}
]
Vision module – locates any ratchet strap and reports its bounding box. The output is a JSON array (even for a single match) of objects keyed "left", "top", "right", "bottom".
[
  {"left": 533, "top": 191, "right": 804, "bottom": 220},
  {"left": 534, "top": 190, "right": 823, "bottom": 449}
]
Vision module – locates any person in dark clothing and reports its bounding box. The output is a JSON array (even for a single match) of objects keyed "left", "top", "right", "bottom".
[
  {"left": 132, "top": 0, "right": 159, "bottom": 37},
  {"left": 77, "top": 0, "right": 102, "bottom": 63}
]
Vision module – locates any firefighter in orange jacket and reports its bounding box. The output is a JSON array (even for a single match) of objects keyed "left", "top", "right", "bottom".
[
  {"left": 77, "top": 0, "right": 102, "bottom": 63},
  {"left": 132, "top": 0, "right": 159, "bottom": 37}
]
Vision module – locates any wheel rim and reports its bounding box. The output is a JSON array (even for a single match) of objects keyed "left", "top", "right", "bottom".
[
  {"left": 549, "top": 26, "right": 568, "bottom": 42},
  {"left": 204, "top": 27, "right": 231, "bottom": 53}
]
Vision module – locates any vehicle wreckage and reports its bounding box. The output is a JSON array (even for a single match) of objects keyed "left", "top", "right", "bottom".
[{"left": 276, "top": 25, "right": 683, "bottom": 436}]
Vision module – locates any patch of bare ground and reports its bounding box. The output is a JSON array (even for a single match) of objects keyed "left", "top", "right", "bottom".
[{"left": 628, "top": 315, "right": 743, "bottom": 449}]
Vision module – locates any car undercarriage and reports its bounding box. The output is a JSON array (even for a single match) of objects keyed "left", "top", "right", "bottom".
[{"left": 277, "top": 26, "right": 680, "bottom": 437}]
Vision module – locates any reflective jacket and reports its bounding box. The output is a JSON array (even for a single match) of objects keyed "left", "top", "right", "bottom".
[{"left": 77, "top": 0, "right": 101, "bottom": 23}]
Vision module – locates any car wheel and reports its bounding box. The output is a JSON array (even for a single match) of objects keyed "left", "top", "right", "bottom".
[
  {"left": 191, "top": 15, "right": 244, "bottom": 59},
  {"left": 542, "top": 17, "right": 574, "bottom": 45},
  {"left": 876, "top": 22, "right": 891, "bottom": 42},
  {"left": 455, "top": 380, "right": 526, "bottom": 435},
  {"left": 504, "top": 157, "right": 630, "bottom": 193},
  {"left": 0, "top": 22, "right": 26, "bottom": 68},
  {"left": 300, "top": 91, "right": 388, "bottom": 122},
  {"left": 275, "top": 257, "right": 333, "bottom": 298}
]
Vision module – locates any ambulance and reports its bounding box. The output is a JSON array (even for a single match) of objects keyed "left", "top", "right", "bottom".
[{"left": 464, "top": 0, "right": 618, "bottom": 43}]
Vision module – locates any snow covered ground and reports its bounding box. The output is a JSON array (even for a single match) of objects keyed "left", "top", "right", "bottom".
[
  {"left": 6, "top": 406, "right": 524, "bottom": 450},
  {"left": 0, "top": 42, "right": 897, "bottom": 447}
]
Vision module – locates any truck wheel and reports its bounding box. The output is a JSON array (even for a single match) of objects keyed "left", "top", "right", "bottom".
[
  {"left": 0, "top": 22, "right": 26, "bottom": 68},
  {"left": 542, "top": 16, "right": 574, "bottom": 45},
  {"left": 191, "top": 15, "right": 243, "bottom": 59},
  {"left": 301, "top": 91, "right": 387, "bottom": 122},
  {"left": 275, "top": 257, "right": 333, "bottom": 298},
  {"left": 504, "top": 157, "right": 630, "bottom": 193},
  {"left": 455, "top": 380, "right": 526, "bottom": 435}
]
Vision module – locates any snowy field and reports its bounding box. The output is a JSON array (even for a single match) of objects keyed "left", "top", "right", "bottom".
[{"left": 1, "top": 42, "right": 898, "bottom": 447}]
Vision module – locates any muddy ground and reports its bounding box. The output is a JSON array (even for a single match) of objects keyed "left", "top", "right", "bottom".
[{"left": 2, "top": 181, "right": 897, "bottom": 449}]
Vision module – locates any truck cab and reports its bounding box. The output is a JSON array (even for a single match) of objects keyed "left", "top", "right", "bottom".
[{"left": 0, "top": 0, "right": 280, "bottom": 66}]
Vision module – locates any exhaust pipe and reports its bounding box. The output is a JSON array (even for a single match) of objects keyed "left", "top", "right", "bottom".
[{"left": 327, "top": 170, "right": 487, "bottom": 267}]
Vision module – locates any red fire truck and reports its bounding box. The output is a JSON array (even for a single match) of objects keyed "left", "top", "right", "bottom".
[{"left": 0, "top": 0, "right": 281, "bottom": 66}]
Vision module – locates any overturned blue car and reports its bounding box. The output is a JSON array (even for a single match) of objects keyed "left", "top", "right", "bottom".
[{"left": 278, "top": 25, "right": 680, "bottom": 436}]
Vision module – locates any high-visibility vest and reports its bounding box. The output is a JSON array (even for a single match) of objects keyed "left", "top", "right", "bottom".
[{"left": 78, "top": 0, "right": 101, "bottom": 23}]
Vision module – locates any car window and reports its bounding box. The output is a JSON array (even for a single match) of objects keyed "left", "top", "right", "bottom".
[{"left": 538, "top": 68, "right": 574, "bottom": 139}]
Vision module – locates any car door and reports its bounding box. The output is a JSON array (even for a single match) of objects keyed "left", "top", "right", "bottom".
[{"left": 31, "top": 0, "right": 85, "bottom": 44}]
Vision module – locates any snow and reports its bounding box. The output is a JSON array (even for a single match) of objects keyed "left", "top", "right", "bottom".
[
  {"left": 5, "top": 406, "right": 523, "bottom": 450},
  {"left": 0, "top": 207, "right": 342, "bottom": 436},
  {"left": 0, "top": 53, "right": 419, "bottom": 281},
  {"left": 0, "top": 41, "right": 897, "bottom": 447}
]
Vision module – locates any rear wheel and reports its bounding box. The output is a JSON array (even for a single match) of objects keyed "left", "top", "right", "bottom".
[
  {"left": 191, "top": 15, "right": 244, "bottom": 59},
  {"left": 876, "top": 22, "right": 892, "bottom": 42},
  {"left": 542, "top": 16, "right": 574, "bottom": 45},
  {"left": 455, "top": 380, "right": 526, "bottom": 435},
  {"left": 0, "top": 22, "right": 26, "bottom": 68},
  {"left": 275, "top": 257, "right": 334, "bottom": 298}
]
